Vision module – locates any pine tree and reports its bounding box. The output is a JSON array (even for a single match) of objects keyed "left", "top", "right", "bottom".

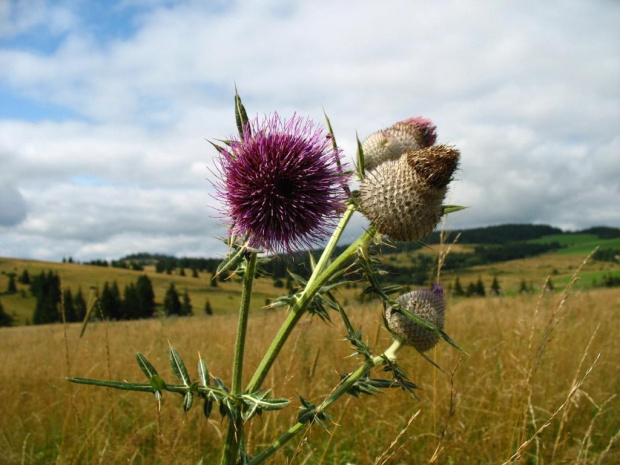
[
  {"left": 63, "top": 288, "right": 78, "bottom": 322},
  {"left": 192, "top": 268, "right": 199, "bottom": 278},
  {"left": 99, "top": 282, "right": 122, "bottom": 320},
  {"left": 164, "top": 283, "right": 182, "bottom": 316},
  {"left": 453, "top": 276, "right": 465, "bottom": 296},
  {"left": 121, "top": 283, "right": 141, "bottom": 319},
  {"left": 466, "top": 282, "right": 477, "bottom": 297},
  {"left": 181, "top": 290, "right": 193, "bottom": 316},
  {"left": 6, "top": 274, "right": 17, "bottom": 294},
  {"left": 31, "top": 271, "right": 61, "bottom": 324},
  {"left": 19, "top": 269, "right": 31, "bottom": 285},
  {"left": 0, "top": 301, "right": 13, "bottom": 327},
  {"left": 204, "top": 300, "right": 213, "bottom": 316},
  {"left": 74, "top": 287, "right": 87, "bottom": 321},
  {"left": 491, "top": 276, "right": 501, "bottom": 296},
  {"left": 136, "top": 275, "right": 156, "bottom": 318},
  {"left": 179, "top": 268, "right": 186, "bottom": 277},
  {"left": 475, "top": 276, "right": 486, "bottom": 297}
]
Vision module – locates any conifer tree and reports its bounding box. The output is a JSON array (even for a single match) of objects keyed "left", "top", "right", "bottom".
[
  {"left": 63, "top": 288, "right": 78, "bottom": 322},
  {"left": 205, "top": 300, "right": 213, "bottom": 316},
  {"left": 31, "top": 271, "right": 61, "bottom": 324},
  {"left": 475, "top": 276, "right": 486, "bottom": 296},
  {"left": 6, "top": 274, "right": 17, "bottom": 294},
  {"left": 136, "top": 275, "right": 156, "bottom": 318},
  {"left": 122, "top": 283, "right": 141, "bottom": 319},
  {"left": 181, "top": 290, "right": 193, "bottom": 316},
  {"left": 192, "top": 268, "right": 199, "bottom": 278},
  {"left": 453, "top": 276, "right": 465, "bottom": 296},
  {"left": 0, "top": 301, "right": 13, "bottom": 327},
  {"left": 19, "top": 269, "right": 31, "bottom": 285},
  {"left": 466, "top": 282, "right": 477, "bottom": 297},
  {"left": 491, "top": 276, "right": 501, "bottom": 295},
  {"left": 164, "top": 283, "right": 182, "bottom": 316},
  {"left": 179, "top": 267, "right": 186, "bottom": 277},
  {"left": 74, "top": 287, "right": 87, "bottom": 321},
  {"left": 99, "top": 282, "right": 122, "bottom": 320}
]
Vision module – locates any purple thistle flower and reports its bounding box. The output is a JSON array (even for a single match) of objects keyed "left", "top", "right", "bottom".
[{"left": 215, "top": 113, "right": 349, "bottom": 253}]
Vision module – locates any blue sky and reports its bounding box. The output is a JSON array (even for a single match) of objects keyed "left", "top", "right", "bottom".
[{"left": 1, "top": 0, "right": 619, "bottom": 261}]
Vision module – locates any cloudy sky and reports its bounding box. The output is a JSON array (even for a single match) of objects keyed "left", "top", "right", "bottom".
[{"left": 1, "top": 0, "right": 619, "bottom": 261}]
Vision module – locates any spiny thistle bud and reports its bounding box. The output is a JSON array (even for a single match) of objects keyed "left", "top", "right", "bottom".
[
  {"left": 359, "top": 145, "right": 460, "bottom": 242},
  {"left": 361, "top": 117, "right": 437, "bottom": 172},
  {"left": 384, "top": 287, "right": 446, "bottom": 352}
]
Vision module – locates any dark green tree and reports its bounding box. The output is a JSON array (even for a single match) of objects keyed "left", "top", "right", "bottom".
[
  {"left": 0, "top": 301, "right": 13, "bottom": 327},
  {"left": 6, "top": 274, "right": 17, "bottom": 294},
  {"left": 180, "top": 290, "right": 193, "bottom": 316},
  {"left": 74, "top": 287, "right": 87, "bottom": 321},
  {"left": 63, "top": 288, "right": 78, "bottom": 322},
  {"left": 164, "top": 283, "right": 182, "bottom": 316},
  {"left": 136, "top": 275, "right": 156, "bottom": 318},
  {"left": 204, "top": 300, "right": 213, "bottom": 316},
  {"left": 179, "top": 267, "right": 186, "bottom": 277},
  {"left": 491, "top": 276, "right": 501, "bottom": 296},
  {"left": 475, "top": 276, "right": 486, "bottom": 297},
  {"left": 192, "top": 268, "right": 199, "bottom": 278},
  {"left": 19, "top": 269, "right": 31, "bottom": 285},
  {"left": 99, "top": 282, "right": 122, "bottom": 320},
  {"left": 31, "top": 271, "right": 61, "bottom": 324},
  {"left": 466, "top": 282, "right": 477, "bottom": 297},
  {"left": 210, "top": 273, "right": 218, "bottom": 287},
  {"left": 453, "top": 276, "right": 465, "bottom": 296},
  {"left": 519, "top": 279, "right": 529, "bottom": 294},
  {"left": 121, "top": 283, "right": 141, "bottom": 319}
]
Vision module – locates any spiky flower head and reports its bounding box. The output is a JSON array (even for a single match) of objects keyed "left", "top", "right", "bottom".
[
  {"left": 384, "top": 288, "right": 446, "bottom": 352},
  {"left": 216, "top": 113, "right": 348, "bottom": 253},
  {"left": 359, "top": 145, "right": 460, "bottom": 242},
  {"left": 361, "top": 117, "right": 437, "bottom": 172}
]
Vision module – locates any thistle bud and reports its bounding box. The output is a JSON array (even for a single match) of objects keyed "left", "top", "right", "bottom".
[
  {"left": 361, "top": 117, "right": 437, "bottom": 172},
  {"left": 384, "top": 289, "right": 446, "bottom": 352},
  {"left": 359, "top": 145, "right": 460, "bottom": 242}
]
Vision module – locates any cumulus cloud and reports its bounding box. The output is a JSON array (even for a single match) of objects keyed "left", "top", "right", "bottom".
[
  {"left": 0, "top": 0, "right": 619, "bottom": 260},
  {"left": 0, "top": 183, "right": 28, "bottom": 227}
]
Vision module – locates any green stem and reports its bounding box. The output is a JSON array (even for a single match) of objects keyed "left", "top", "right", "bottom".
[
  {"left": 248, "top": 340, "right": 403, "bottom": 465},
  {"left": 221, "top": 251, "right": 259, "bottom": 465},
  {"left": 246, "top": 214, "right": 374, "bottom": 394}
]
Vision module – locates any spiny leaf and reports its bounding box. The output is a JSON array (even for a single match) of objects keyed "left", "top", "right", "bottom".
[
  {"left": 169, "top": 346, "right": 191, "bottom": 387},
  {"left": 198, "top": 357, "right": 210, "bottom": 387},
  {"left": 203, "top": 398, "right": 213, "bottom": 419},
  {"left": 183, "top": 391, "right": 194, "bottom": 412},
  {"left": 356, "top": 133, "right": 365, "bottom": 180},
  {"left": 136, "top": 352, "right": 159, "bottom": 380},
  {"left": 234, "top": 86, "right": 250, "bottom": 139},
  {"left": 67, "top": 377, "right": 155, "bottom": 393},
  {"left": 442, "top": 205, "right": 467, "bottom": 215}
]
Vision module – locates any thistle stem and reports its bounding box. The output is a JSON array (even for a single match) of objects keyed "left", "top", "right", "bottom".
[
  {"left": 221, "top": 251, "right": 259, "bottom": 465},
  {"left": 246, "top": 207, "right": 374, "bottom": 394},
  {"left": 248, "top": 340, "right": 403, "bottom": 465}
]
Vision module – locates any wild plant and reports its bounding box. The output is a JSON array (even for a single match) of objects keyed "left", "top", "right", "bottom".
[{"left": 68, "top": 90, "right": 465, "bottom": 464}]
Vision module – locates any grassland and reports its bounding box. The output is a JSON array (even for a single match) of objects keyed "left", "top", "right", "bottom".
[{"left": 0, "top": 255, "right": 619, "bottom": 463}]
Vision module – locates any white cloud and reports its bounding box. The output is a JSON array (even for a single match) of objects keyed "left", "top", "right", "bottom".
[{"left": 0, "top": 0, "right": 619, "bottom": 260}]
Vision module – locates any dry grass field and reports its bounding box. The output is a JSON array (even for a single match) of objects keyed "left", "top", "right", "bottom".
[{"left": 1, "top": 280, "right": 619, "bottom": 464}]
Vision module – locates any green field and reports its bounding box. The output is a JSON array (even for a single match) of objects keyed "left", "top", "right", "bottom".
[{"left": 529, "top": 234, "right": 620, "bottom": 255}]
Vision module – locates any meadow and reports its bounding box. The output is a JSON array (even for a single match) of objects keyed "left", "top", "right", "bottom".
[{"left": 1, "top": 264, "right": 619, "bottom": 464}]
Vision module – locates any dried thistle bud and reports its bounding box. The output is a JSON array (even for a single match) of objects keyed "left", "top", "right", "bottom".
[
  {"left": 359, "top": 145, "right": 459, "bottom": 241},
  {"left": 362, "top": 117, "right": 437, "bottom": 172},
  {"left": 384, "top": 288, "right": 446, "bottom": 352}
]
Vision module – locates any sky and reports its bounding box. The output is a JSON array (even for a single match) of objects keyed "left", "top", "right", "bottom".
[{"left": 1, "top": 0, "right": 619, "bottom": 262}]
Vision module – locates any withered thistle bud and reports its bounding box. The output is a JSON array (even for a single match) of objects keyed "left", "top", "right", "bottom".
[
  {"left": 359, "top": 145, "right": 460, "bottom": 242},
  {"left": 361, "top": 117, "right": 437, "bottom": 172},
  {"left": 384, "top": 288, "right": 446, "bottom": 352}
]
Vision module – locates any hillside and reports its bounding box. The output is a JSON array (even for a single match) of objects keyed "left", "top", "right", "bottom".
[{"left": 1, "top": 224, "right": 619, "bottom": 326}]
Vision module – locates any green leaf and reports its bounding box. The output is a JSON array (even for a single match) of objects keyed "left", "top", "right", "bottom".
[
  {"left": 234, "top": 86, "right": 250, "bottom": 139},
  {"left": 136, "top": 352, "right": 159, "bottom": 380},
  {"left": 203, "top": 398, "right": 213, "bottom": 419},
  {"left": 442, "top": 205, "right": 467, "bottom": 214},
  {"left": 356, "top": 133, "right": 365, "bottom": 180},
  {"left": 67, "top": 377, "right": 155, "bottom": 393},
  {"left": 169, "top": 346, "right": 191, "bottom": 387},
  {"left": 183, "top": 391, "right": 194, "bottom": 412},
  {"left": 198, "top": 357, "right": 210, "bottom": 387},
  {"left": 149, "top": 374, "right": 167, "bottom": 391},
  {"left": 216, "top": 244, "right": 247, "bottom": 278}
]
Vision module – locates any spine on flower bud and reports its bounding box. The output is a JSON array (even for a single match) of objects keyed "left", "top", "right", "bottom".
[
  {"left": 384, "top": 289, "right": 446, "bottom": 352},
  {"left": 359, "top": 145, "right": 459, "bottom": 242},
  {"left": 361, "top": 117, "right": 437, "bottom": 173}
]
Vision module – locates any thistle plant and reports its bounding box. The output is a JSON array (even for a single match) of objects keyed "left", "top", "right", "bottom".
[{"left": 68, "top": 89, "right": 466, "bottom": 464}]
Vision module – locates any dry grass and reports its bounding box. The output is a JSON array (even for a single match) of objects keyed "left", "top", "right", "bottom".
[{"left": 0, "top": 284, "right": 619, "bottom": 464}]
